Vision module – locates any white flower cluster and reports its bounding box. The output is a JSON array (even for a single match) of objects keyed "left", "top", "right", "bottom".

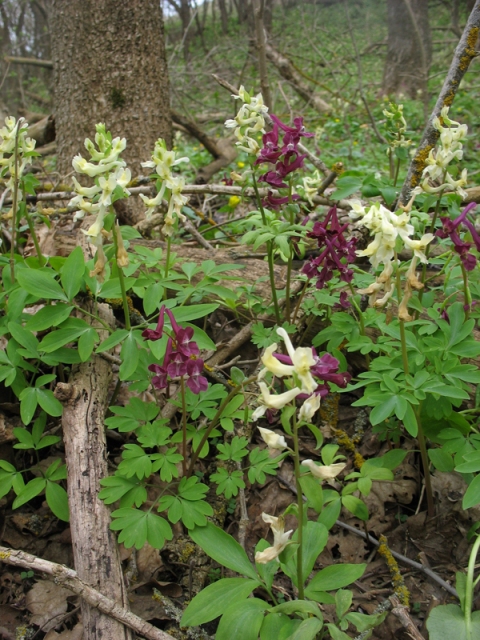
[
  {"left": 300, "top": 169, "right": 323, "bottom": 205},
  {"left": 224, "top": 86, "right": 268, "bottom": 156},
  {"left": 413, "top": 106, "right": 468, "bottom": 199},
  {"left": 252, "top": 327, "right": 320, "bottom": 423},
  {"left": 140, "top": 139, "right": 189, "bottom": 238},
  {"left": 70, "top": 123, "right": 131, "bottom": 240},
  {"left": 0, "top": 117, "right": 36, "bottom": 218},
  {"left": 382, "top": 102, "right": 412, "bottom": 150},
  {"left": 349, "top": 200, "right": 434, "bottom": 315}
]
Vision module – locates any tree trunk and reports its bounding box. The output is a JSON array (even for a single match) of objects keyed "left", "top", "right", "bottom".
[
  {"left": 54, "top": 292, "right": 133, "bottom": 640},
  {"left": 218, "top": 0, "right": 229, "bottom": 33},
  {"left": 49, "top": 0, "right": 171, "bottom": 182},
  {"left": 382, "top": 0, "right": 432, "bottom": 99}
]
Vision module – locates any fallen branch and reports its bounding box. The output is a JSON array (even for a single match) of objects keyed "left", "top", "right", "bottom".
[
  {"left": 265, "top": 42, "right": 331, "bottom": 114},
  {"left": 4, "top": 55, "right": 53, "bottom": 68},
  {"left": 0, "top": 546, "right": 176, "bottom": 640},
  {"left": 399, "top": 0, "right": 480, "bottom": 205}
]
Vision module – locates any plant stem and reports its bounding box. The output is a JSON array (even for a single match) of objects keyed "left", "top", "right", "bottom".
[
  {"left": 24, "top": 208, "right": 45, "bottom": 267},
  {"left": 395, "top": 253, "right": 434, "bottom": 517},
  {"left": 348, "top": 284, "right": 370, "bottom": 368},
  {"left": 292, "top": 410, "right": 304, "bottom": 599},
  {"left": 461, "top": 263, "right": 472, "bottom": 320},
  {"left": 187, "top": 374, "right": 257, "bottom": 476},
  {"left": 180, "top": 377, "right": 188, "bottom": 475},
  {"left": 113, "top": 223, "right": 131, "bottom": 331},
  {"left": 464, "top": 534, "right": 480, "bottom": 640},
  {"left": 163, "top": 236, "right": 171, "bottom": 301},
  {"left": 10, "top": 119, "right": 23, "bottom": 284},
  {"left": 292, "top": 279, "right": 308, "bottom": 324},
  {"left": 251, "top": 172, "right": 281, "bottom": 325}
]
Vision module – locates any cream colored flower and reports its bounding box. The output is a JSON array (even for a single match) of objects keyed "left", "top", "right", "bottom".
[
  {"left": 252, "top": 382, "right": 302, "bottom": 421},
  {"left": 258, "top": 427, "right": 288, "bottom": 450},
  {"left": 255, "top": 512, "right": 293, "bottom": 564},
  {"left": 302, "top": 460, "right": 346, "bottom": 480},
  {"left": 276, "top": 328, "right": 317, "bottom": 394},
  {"left": 298, "top": 394, "right": 321, "bottom": 422}
]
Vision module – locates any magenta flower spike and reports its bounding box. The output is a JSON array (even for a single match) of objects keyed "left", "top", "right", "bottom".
[{"left": 142, "top": 305, "right": 166, "bottom": 341}]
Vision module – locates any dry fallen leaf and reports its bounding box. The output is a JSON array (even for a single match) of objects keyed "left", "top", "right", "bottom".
[{"left": 25, "top": 580, "right": 74, "bottom": 631}]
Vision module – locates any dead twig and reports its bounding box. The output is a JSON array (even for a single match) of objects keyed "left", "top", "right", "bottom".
[{"left": 0, "top": 546, "right": 176, "bottom": 640}]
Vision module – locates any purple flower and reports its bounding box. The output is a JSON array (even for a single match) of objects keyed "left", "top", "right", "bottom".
[
  {"left": 175, "top": 326, "right": 200, "bottom": 357},
  {"left": 142, "top": 306, "right": 166, "bottom": 341},
  {"left": 263, "top": 190, "right": 300, "bottom": 210},
  {"left": 256, "top": 114, "right": 313, "bottom": 193},
  {"left": 437, "top": 203, "right": 478, "bottom": 270},
  {"left": 302, "top": 206, "right": 357, "bottom": 289},
  {"left": 185, "top": 358, "right": 208, "bottom": 394},
  {"left": 333, "top": 291, "right": 351, "bottom": 311}
]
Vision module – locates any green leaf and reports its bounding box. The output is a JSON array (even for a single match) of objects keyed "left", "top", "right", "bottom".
[
  {"left": 45, "top": 481, "right": 69, "bottom": 522},
  {"left": 12, "top": 477, "right": 46, "bottom": 509},
  {"left": 216, "top": 598, "right": 268, "bottom": 640},
  {"left": 16, "top": 269, "right": 68, "bottom": 301},
  {"left": 171, "top": 304, "right": 219, "bottom": 323},
  {"left": 19, "top": 387, "right": 38, "bottom": 425},
  {"left": 283, "top": 521, "right": 328, "bottom": 586},
  {"left": 342, "top": 495, "right": 369, "bottom": 520},
  {"left": 260, "top": 613, "right": 301, "bottom": 640},
  {"left": 8, "top": 322, "right": 39, "bottom": 356},
  {"left": 426, "top": 604, "right": 480, "bottom": 640},
  {"left": 402, "top": 402, "right": 418, "bottom": 437},
  {"left": 463, "top": 474, "right": 480, "bottom": 510},
  {"left": 306, "top": 563, "right": 366, "bottom": 594},
  {"left": 288, "top": 617, "right": 323, "bottom": 640},
  {"left": 300, "top": 474, "right": 323, "bottom": 514},
  {"left": 96, "top": 329, "right": 129, "bottom": 353},
  {"left": 370, "top": 396, "right": 397, "bottom": 425},
  {"left": 119, "top": 332, "right": 140, "bottom": 380},
  {"left": 78, "top": 328, "right": 98, "bottom": 361},
  {"left": 36, "top": 389, "right": 63, "bottom": 417},
  {"left": 189, "top": 521, "right": 258, "bottom": 580},
  {"left": 269, "top": 600, "right": 322, "bottom": 619},
  {"left": 61, "top": 247, "right": 85, "bottom": 300},
  {"left": 318, "top": 497, "right": 341, "bottom": 530},
  {"left": 39, "top": 324, "right": 90, "bottom": 352},
  {"left": 180, "top": 578, "right": 259, "bottom": 627},
  {"left": 428, "top": 448, "right": 454, "bottom": 472},
  {"left": 110, "top": 508, "right": 173, "bottom": 550}
]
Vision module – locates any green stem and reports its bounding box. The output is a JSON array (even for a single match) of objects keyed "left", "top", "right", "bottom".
[
  {"left": 465, "top": 534, "right": 480, "bottom": 640},
  {"left": 163, "top": 236, "right": 171, "bottom": 301},
  {"left": 395, "top": 253, "right": 434, "bottom": 517},
  {"left": 187, "top": 374, "right": 258, "bottom": 476},
  {"left": 414, "top": 409, "right": 435, "bottom": 518},
  {"left": 461, "top": 263, "right": 472, "bottom": 320},
  {"left": 10, "top": 120, "right": 22, "bottom": 284},
  {"left": 348, "top": 284, "right": 370, "bottom": 368},
  {"left": 292, "top": 410, "right": 304, "bottom": 599},
  {"left": 24, "top": 209, "right": 45, "bottom": 267},
  {"left": 113, "top": 224, "right": 131, "bottom": 331},
  {"left": 251, "top": 171, "right": 281, "bottom": 325},
  {"left": 292, "top": 280, "right": 308, "bottom": 324},
  {"left": 180, "top": 376, "right": 187, "bottom": 475},
  {"left": 393, "top": 157, "right": 401, "bottom": 187}
]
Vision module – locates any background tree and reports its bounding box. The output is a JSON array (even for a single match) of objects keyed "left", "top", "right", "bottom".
[
  {"left": 49, "top": 0, "right": 171, "bottom": 183},
  {"left": 382, "top": 0, "right": 432, "bottom": 99}
]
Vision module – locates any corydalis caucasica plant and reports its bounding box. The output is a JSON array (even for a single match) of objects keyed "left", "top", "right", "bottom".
[
  {"left": 224, "top": 85, "right": 268, "bottom": 157},
  {"left": 140, "top": 138, "right": 189, "bottom": 238},
  {"left": 413, "top": 106, "right": 468, "bottom": 199},
  {"left": 70, "top": 124, "right": 131, "bottom": 240},
  {"left": 0, "top": 116, "right": 36, "bottom": 219},
  {"left": 349, "top": 201, "right": 434, "bottom": 320}
]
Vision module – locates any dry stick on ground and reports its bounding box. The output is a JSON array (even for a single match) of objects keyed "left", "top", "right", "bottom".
[
  {"left": 264, "top": 43, "right": 332, "bottom": 115},
  {"left": 53, "top": 228, "right": 133, "bottom": 640},
  {"left": 399, "top": 0, "right": 480, "bottom": 205},
  {"left": 389, "top": 595, "right": 426, "bottom": 640},
  {"left": 0, "top": 546, "right": 176, "bottom": 640},
  {"left": 277, "top": 473, "right": 458, "bottom": 598},
  {"left": 253, "top": 0, "right": 273, "bottom": 112}
]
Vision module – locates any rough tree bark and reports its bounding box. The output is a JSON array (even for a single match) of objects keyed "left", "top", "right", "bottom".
[
  {"left": 49, "top": 0, "right": 171, "bottom": 182},
  {"left": 382, "top": 0, "right": 432, "bottom": 98},
  {"left": 54, "top": 286, "right": 133, "bottom": 640}
]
